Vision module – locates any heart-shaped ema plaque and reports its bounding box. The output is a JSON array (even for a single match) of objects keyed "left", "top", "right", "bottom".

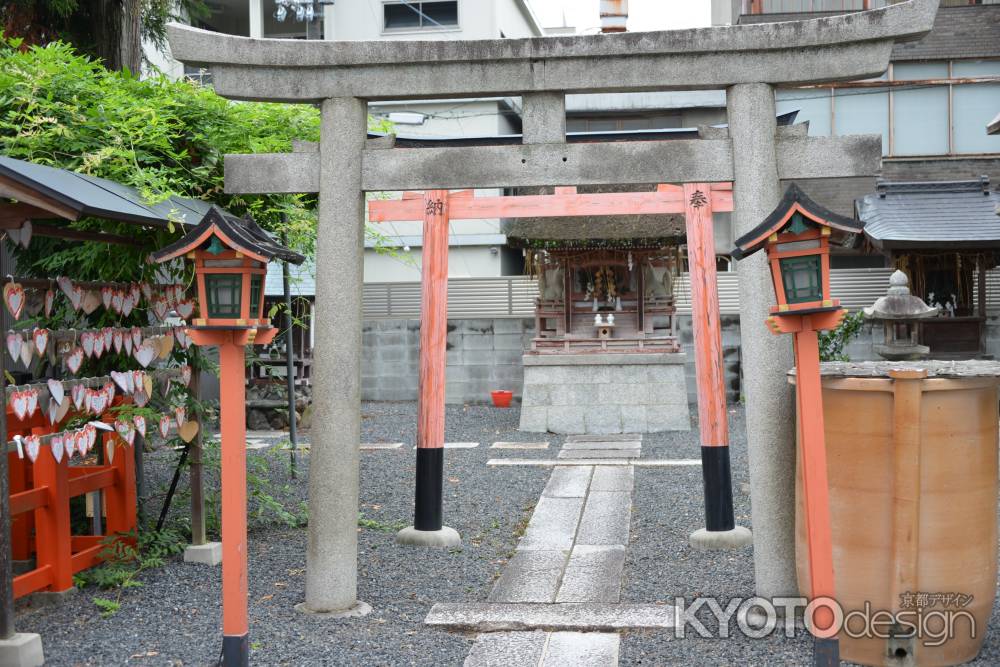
[
  {"left": 65, "top": 347, "right": 84, "bottom": 374},
  {"left": 3, "top": 282, "right": 25, "bottom": 320},
  {"left": 178, "top": 420, "right": 199, "bottom": 443}
]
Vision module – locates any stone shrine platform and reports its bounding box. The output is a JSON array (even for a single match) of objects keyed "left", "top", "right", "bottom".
[{"left": 518, "top": 353, "right": 691, "bottom": 434}]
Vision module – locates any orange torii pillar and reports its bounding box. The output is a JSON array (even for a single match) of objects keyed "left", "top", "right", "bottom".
[
  {"left": 682, "top": 184, "right": 752, "bottom": 549},
  {"left": 396, "top": 190, "right": 462, "bottom": 547}
]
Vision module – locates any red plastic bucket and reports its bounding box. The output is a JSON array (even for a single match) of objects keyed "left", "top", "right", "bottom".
[{"left": 491, "top": 390, "right": 513, "bottom": 408}]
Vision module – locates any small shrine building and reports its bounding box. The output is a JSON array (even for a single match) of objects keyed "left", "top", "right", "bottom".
[{"left": 506, "top": 201, "right": 691, "bottom": 434}]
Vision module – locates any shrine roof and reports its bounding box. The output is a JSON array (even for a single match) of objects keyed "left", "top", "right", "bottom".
[
  {"left": 856, "top": 177, "right": 1000, "bottom": 250},
  {"left": 504, "top": 214, "right": 685, "bottom": 250}
]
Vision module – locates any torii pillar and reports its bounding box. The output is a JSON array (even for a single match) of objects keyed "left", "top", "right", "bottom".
[{"left": 728, "top": 83, "right": 797, "bottom": 597}]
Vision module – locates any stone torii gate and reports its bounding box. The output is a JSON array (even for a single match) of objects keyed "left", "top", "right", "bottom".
[{"left": 167, "top": 0, "right": 937, "bottom": 617}]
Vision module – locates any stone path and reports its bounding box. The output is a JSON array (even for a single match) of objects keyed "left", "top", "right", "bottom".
[{"left": 459, "top": 435, "right": 642, "bottom": 666}]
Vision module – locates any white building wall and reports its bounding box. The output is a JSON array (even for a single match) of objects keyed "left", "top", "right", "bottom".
[
  {"left": 364, "top": 245, "right": 503, "bottom": 282},
  {"left": 327, "top": 0, "right": 500, "bottom": 41},
  {"left": 496, "top": 0, "right": 543, "bottom": 37}
]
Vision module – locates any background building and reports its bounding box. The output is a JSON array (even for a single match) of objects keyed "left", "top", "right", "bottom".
[{"left": 146, "top": 0, "right": 543, "bottom": 282}]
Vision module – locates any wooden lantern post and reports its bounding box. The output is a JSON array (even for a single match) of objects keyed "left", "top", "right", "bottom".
[
  {"left": 152, "top": 207, "right": 304, "bottom": 667},
  {"left": 732, "top": 185, "right": 863, "bottom": 667}
]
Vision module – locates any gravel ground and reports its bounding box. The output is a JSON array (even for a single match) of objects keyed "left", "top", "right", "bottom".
[
  {"left": 16, "top": 402, "right": 1000, "bottom": 666},
  {"left": 18, "top": 402, "right": 557, "bottom": 666}
]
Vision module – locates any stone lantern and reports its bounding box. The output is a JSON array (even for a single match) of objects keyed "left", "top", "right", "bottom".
[{"left": 863, "top": 270, "right": 939, "bottom": 361}]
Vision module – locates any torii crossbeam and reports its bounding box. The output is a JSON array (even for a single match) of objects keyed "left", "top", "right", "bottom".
[{"left": 369, "top": 183, "right": 746, "bottom": 545}]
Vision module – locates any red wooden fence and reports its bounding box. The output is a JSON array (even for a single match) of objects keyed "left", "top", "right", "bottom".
[{"left": 6, "top": 404, "right": 137, "bottom": 599}]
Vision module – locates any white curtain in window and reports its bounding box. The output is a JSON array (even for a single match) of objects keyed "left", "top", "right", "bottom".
[
  {"left": 776, "top": 88, "right": 832, "bottom": 136},
  {"left": 892, "top": 62, "right": 949, "bottom": 156},
  {"left": 952, "top": 60, "right": 1000, "bottom": 155},
  {"left": 833, "top": 88, "right": 889, "bottom": 156}
]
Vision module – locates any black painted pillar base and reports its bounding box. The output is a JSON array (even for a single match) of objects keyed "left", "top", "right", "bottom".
[
  {"left": 701, "top": 446, "right": 736, "bottom": 532},
  {"left": 222, "top": 633, "right": 249, "bottom": 667},
  {"left": 413, "top": 447, "right": 444, "bottom": 531},
  {"left": 813, "top": 637, "right": 839, "bottom": 667}
]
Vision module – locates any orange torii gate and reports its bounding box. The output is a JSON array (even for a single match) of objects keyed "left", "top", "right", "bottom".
[{"left": 369, "top": 182, "right": 743, "bottom": 545}]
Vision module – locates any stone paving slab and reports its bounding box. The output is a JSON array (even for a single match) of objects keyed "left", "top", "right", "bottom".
[
  {"left": 561, "top": 441, "right": 641, "bottom": 451},
  {"left": 464, "top": 631, "right": 548, "bottom": 667},
  {"left": 245, "top": 441, "right": 271, "bottom": 450},
  {"left": 359, "top": 442, "right": 404, "bottom": 450},
  {"left": 491, "top": 441, "right": 549, "bottom": 449},
  {"left": 487, "top": 459, "right": 701, "bottom": 467},
  {"left": 544, "top": 632, "right": 620, "bottom": 666},
  {"left": 410, "top": 442, "right": 480, "bottom": 449},
  {"left": 490, "top": 550, "right": 568, "bottom": 603},
  {"left": 425, "top": 602, "right": 678, "bottom": 632},
  {"left": 565, "top": 434, "right": 642, "bottom": 443},
  {"left": 557, "top": 449, "right": 639, "bottom": 460},
  {"left": 575, "top": 492, "right": 632, "bottom": 546},
  {"left": 589, "top": 466, "right": 634, "bottom": 492},
  {"left": 555, "top": 546, "right": 626, "bottom": 603},
  {"left": 518, "top": 496, "right": 585, "bottom": 551},
  {"left": 541, "top": 467, "right": 592, "bottom": 499}
]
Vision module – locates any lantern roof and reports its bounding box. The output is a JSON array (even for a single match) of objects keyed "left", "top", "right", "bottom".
[
  {"left": 731, "top": 184, "right": 863, "bottom": 260},
  {"left": 151, "top": 206, "right": 305, "bottom": 265}
]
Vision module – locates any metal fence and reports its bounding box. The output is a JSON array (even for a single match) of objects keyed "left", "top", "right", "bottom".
[{"left": 362, "top": 268, "right": 918, "bottom": 319}]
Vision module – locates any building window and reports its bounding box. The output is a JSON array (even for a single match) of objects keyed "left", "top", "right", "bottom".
[
  {"left": 892, "top": 62, "right": 949, "bottom": 156},
  {"left": 384, "top": 1, "right": 458, "bottom": 31},
  {"left": 775, "top": 58, "right": 1000, "bottom": 157}
]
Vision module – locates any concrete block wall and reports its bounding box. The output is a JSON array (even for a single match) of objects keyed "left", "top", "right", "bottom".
[
  {"left": 361, "top": 315, "right": 743, "bottom": 405},
  {"left": 361, "top": 317, "right": 533, "bottom": 404},
  {"left": 673, "top": 314, "right": 743, "bottom": 404}
]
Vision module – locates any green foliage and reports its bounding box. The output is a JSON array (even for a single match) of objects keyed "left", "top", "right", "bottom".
[
  {"left": 0, "top": 35, "right": 320, "bottom": 279},
  {"left": 819, "top": 310, "right": 866, "bottom": 362},
  {"left": 1, "top": 0, "right": 210, "bottom": 70},
  {"left": 357, "top": 514, "right": 406, "bottom": 533},
  {"left": 74, "top": 525, "right": 187, "bottom": 617}
]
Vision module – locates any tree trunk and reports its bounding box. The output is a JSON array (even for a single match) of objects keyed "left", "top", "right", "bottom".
[{"left": 94, "top": 0, "right": 142, "bottom": 73}]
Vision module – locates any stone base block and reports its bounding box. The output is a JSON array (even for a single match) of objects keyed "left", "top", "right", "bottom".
[
  {"left": 689, "top": 526, "right": 753, "bottom": 551},
  {"left": 28, "top": 587, "right": 77, "bottom": 608},
  {"left": 520, "top": 353, "right": 691, "bottom": 434},
  {"left": 184, "top": 542, "right": 223, "bottom": 566},
  {"left": 0, "top": 633, "right": 43, "bottom": 667},
  {"left": 395, "top": 526, "right": 462, "bottom": 548},
  {"left": 295, "top": 600, "right": 373, "bottom": 619}
]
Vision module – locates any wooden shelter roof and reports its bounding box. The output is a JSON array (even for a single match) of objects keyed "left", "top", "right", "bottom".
[{"left": 0, "top": 155, "right": 212, "bottom": 229}]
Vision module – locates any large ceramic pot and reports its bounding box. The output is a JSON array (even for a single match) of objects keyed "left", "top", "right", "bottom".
[{"left": 793, "top": 361, "right": 1000, "bottom": 667}]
